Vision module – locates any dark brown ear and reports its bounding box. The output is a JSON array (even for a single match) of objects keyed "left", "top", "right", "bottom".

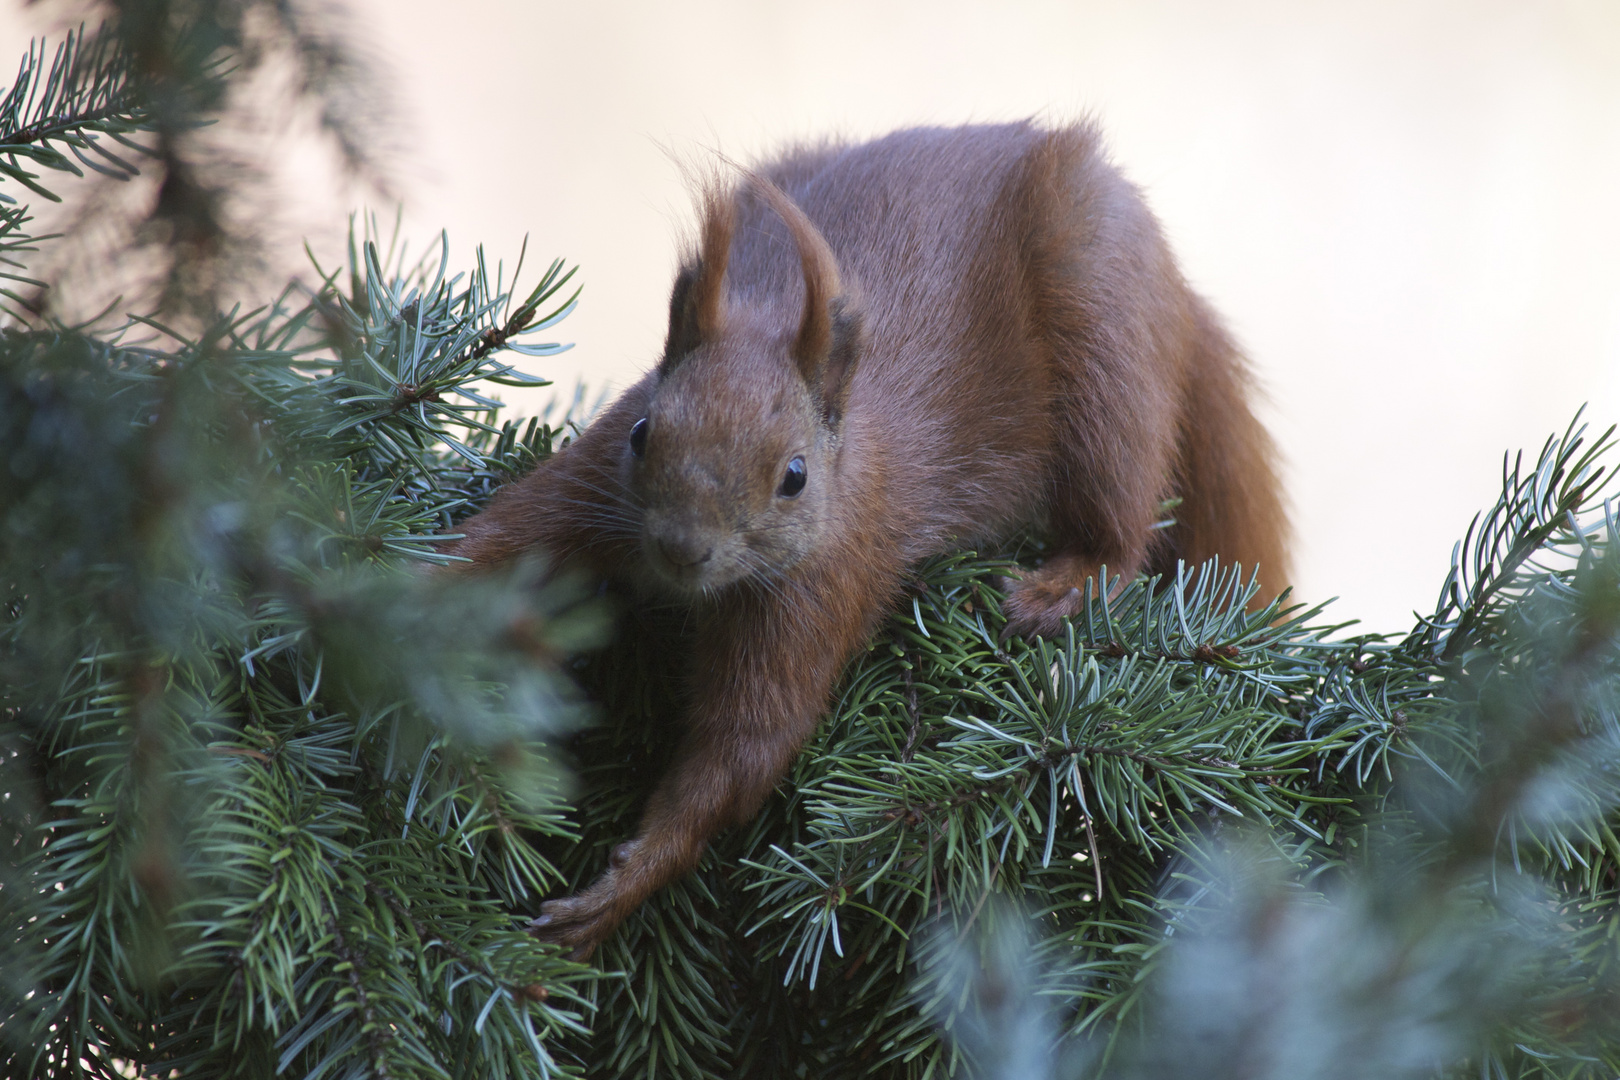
[
  {"left": 660, "top": 188, "right": 734, "bottom": 375},
  {"left": 748, "top": 177, "right": 861, "bottom": 427},
  {"left": 820, "top": 297, "right": 862, "bottom": 428}
]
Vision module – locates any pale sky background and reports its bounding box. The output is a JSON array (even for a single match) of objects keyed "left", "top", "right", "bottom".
[{"left": 8, "top": 0, "right": 1620, "bottom": 633}]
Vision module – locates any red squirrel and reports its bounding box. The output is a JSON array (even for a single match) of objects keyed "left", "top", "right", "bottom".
[{"left": 447, "top": 121, "right": 1288, "bottom": 956}]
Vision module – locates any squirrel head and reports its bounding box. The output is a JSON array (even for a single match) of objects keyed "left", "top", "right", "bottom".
[{"left": 625, "top": 178, "right": 863, "bottom": 598}]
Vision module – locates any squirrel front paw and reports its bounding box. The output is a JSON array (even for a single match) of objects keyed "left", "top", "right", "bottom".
[
  {"left": 528, "top": 841, "right": 645, "bottom": 961},
  {"left": 528, "top": 894, "right": 613, "bottom": 961},
  {"left": 528, "top": 885, "right": 622, "bottom": 961}
]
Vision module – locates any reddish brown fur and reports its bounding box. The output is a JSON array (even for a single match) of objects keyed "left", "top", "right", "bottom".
[{"left": 447, "top": 121, "right": 1289, "bottom": 956}]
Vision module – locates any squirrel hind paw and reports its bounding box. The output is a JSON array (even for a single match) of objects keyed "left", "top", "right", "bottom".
[
  {"left": 1000, "top": 581, "right": 1085, "bottom": 640},
  {"left": 1000, "top": 555, "right": 1125, "bottom": 639}
]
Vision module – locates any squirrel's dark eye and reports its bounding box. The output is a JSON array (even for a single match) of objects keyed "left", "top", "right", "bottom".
[
  {"left": 629, "top": 417, "right": 648, "bottom": 458},
  {"left": 778, "top": 456, "right": 806, "bottom": 498}
]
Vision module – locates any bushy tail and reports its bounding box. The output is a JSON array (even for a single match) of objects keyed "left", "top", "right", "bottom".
[{"left": 1158, "top": 304, "right": 1291, "bottom": 606}]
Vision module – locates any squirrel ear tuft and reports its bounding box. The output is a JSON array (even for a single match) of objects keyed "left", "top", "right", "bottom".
[
  {"left": 661, "top": 187, "right": 733, "bottom": 375},
  {"left": 747, "top": 177, "right": 859, "bottom": 426}
]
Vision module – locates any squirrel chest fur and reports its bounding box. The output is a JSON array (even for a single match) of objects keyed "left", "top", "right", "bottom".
[{"left": 448, "top": 121, "right": 1288, "bottom": 955}]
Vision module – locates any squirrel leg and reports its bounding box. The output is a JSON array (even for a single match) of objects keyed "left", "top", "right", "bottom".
[
  {"left": 528, "top": 730, "right": 771, "bottom": 958},
  {"left": 1000, "top": 413, "right": 1168, "bottom": 639},
  {"left": 531, "top": 566, "right": 886, "bottom": 958}
]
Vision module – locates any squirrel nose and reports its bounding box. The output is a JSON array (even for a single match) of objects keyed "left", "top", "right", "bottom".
[{"left": 657, "top": 538, "right": 712, "bottom": 569}]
